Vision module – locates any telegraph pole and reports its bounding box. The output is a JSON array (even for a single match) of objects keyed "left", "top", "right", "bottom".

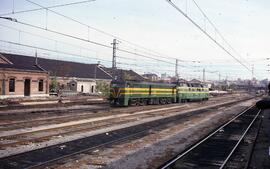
[
  {"left": 175, "top": 59, "right": 179, "bottom": 80},
  {"left": 111, "top": 39, "right": 118, "bottom": 69},
  {"left": 219, "top": 72, "right": 221, "bottom": 82}
]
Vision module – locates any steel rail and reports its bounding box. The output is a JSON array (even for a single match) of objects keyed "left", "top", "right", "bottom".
[
  {"left": 244, "top": 114, "right": 263, "bottom": 169},
  {"left": 25, "top": 127, "right": 151, "bottom": 169},
  {"left": 0, "top": 97, "right": 252, "bottom": 140},
  {"left": 219, "top": 109, "right": 261, "bottom": 169},
  {"left": 160, "top": 105, "right": 255, "bottom": 169},
  {"left": 0, "top": 97, "right": 254, "bottom": 169}
]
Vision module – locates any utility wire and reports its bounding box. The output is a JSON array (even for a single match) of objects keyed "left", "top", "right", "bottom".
[
  {"left": 0, "top": 23, "right": 113, "bottom": 57},
  {"left": 0, "top": 0, "right": 97, "bottom": 16},
  {"left": 0, "top": 23, "right": 180, "bottom": 71},
  {"left": 0, "top": 17, "right": 176, "bottom": 66},
  {"left": 5, "top": 0, "right": 204, "bottom": 65},
  {"left": 1, "top": 0, "right": 249, "bottom": 79},
  {"left": 191, "top": 0, "right": 250, "bottom": 67},
  {"left": 166, "top": 0, "right": 251, "bottom": 72},
  {"left": 1, "top": 18, "right": 176, "bottom": 65},
  {"left": 1, "top": 24, "right": 158, "bottom": 64},
  {"left": 0, "top": 39, "right": 182, "bottom": 77},
  {"left": 0, "top": 21, "right": 228, "bottom": 73},
  {"left": 24, "top": 0, "right": 181, "bottom": 62},
  {"left": 0, "top": 39, "right": 111, "bottom": 63}
]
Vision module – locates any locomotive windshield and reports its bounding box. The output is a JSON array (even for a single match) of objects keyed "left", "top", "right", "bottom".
[{"left": 111, "top": 81, "right": 127, "bottom": 87}]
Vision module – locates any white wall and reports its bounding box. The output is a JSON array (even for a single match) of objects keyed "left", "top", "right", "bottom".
[{"left": 76, "top": 81, "right": 96, "bottom": 94}]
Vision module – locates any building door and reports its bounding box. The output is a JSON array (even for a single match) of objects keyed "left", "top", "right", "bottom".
[
  {"left": 24, "top": 79, "right": 31, "bottom": 96},
  {"left": 91, "top": 86, "right": 94, "bottom": 93}
]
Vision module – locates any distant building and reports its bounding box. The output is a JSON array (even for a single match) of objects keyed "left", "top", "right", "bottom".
[
  {"left": 0, "top": 53, "right": 49, "bottom": 99},
  {"left": 142, "top": 73, "right": 159, "bottom": 81},
  {"left": 160, "top": 73, "right": 172, "bottom": 82},
  {"left": 103, "top": 67, "right": 145, "bottom": 81},
  {"left": 189, "top": 79, "right": 202, "bottom": 84}
]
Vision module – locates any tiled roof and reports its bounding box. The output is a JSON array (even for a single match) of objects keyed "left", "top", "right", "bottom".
[
  {"left": 189, "top": 79, "right": 202, "bottom": 84},
  {"left": 0, "top": 53, "right": 45, "bottom": 72},
  {"left": 0, "top": 53, "right": 112, "bottom": 80},
  {"left": 0, "top": 53, "right": 144, "bottom": 81},
  {"left": 102, "top": 67, "right": 146, "bottom": 81}
]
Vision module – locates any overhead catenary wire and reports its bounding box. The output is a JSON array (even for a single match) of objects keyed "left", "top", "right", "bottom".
[
  {"left": 0, "top": 24, "right": 194, "bottom": 75},
  {"left": 0, "top": 39, "right": 182, "bottom": 73},
  {"left": 0, "top": 21, "right": 177, "bottom": 67},
  {"left": 0, "top": 0, "right": 256, "bottom": 80},
  {"left": 191, "top": 0, "right": 251, "bottom": 67},
  {"left": 0, "top": 17, "right": 177, "bottom": 65},
  {"left": 24, "top": 0, "right": 183, "bottom": 62},
  {"left": 165, "top": 0, "right": 252, "bottom": 73},
  {"left": 0, "top": 0, "right": 97, "bottom": 16},
  {"left": 0, "top": 22, "right": 242, "bottom": 77},
  {"left": 0, "top": 23, "right": 111, "bottom": 57},
  {"left": 0, "top": 39, "right": 112, "bottom": 63},
  {"left": 3, "top": 0, "right": 184, "bottom": 63},
  {"left": 5, "top": 0, "right": 221, "bottom": 67},
  {"left": 0, "top": 20, "right": 253, "bottom": 80}
]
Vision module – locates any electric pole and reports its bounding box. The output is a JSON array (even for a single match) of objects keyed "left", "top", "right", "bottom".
[
  {"left": 203, "top": 68, "right": 205, "bottom": 83},
  {"left": 251, "top": 64, "right": 254, "bottom": 80},
  {"left": 175, "top": 59, "right": 179, "bottom": 80},
  {"left": 111, "top": 39, "right": 118, "bottom": 69}
]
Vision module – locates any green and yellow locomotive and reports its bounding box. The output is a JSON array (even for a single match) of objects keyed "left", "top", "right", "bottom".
[{"left": 109, "top": 80, "right": 209, "bottom": 106}]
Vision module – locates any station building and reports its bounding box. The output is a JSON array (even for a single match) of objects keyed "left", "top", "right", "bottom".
[
  {"left": 0, "top": 52, "right": 145, "bottom": 98},
  {"left": 0, "top": 53, "right": 49, "bottom": 99}
]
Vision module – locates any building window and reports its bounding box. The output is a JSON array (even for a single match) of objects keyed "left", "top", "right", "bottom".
[
  {"left": 81, "top": 85, "right": 84, "bottom": 92},
  {"left": 9, "top": 78, "right": 15, "bottom": 92},
  {"left": 38, "top": 79, "right": 44, "bottom": 92}
]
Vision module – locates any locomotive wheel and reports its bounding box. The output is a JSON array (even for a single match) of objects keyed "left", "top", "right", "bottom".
[
  {"left": 166, "top": 98, "right": 172, "bottom": 104},
  {"left": 160, "top": 98, "right": 166, "bottom": 105},
  {"left": 142, "top": 99, "right": 148, "bottom": 105},
  {"left": 135, "top": 99, "right": 140, "bottom": 106},
  {"left": 130, "top": 99, "right": 138, "bottom": 106},
  {"left": 139, "top": 99, "right": 145, "bottom": 106}
]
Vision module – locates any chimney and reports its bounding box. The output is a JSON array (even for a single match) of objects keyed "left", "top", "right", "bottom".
[{"left": 35, "top": 50, "right": 38, "bottom": 65}]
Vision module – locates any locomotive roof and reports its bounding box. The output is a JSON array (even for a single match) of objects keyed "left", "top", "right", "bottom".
[{"left": 112, "top": 80, "right": 176, "bottom": 86}]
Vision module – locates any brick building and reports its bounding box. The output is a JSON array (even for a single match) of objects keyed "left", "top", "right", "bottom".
[
  {"left": 0, "top": 53, "right": 145, "bottom": 97},
  {"left": 0, "top": 54, "right": 49, "bottom": 99}
]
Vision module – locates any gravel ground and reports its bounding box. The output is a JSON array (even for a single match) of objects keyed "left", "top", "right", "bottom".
[
  {"left": 50, "top": 99, "right": 257, "bottom": 169},
  {"left": 0, "top": 95, "right": 253, "bottom": 158},
  {"left": 0, "top": 100, "right": 229, "bottom": 158}
]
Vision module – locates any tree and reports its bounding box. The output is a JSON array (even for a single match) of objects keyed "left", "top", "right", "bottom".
[
  {"left": 96, "top": 80, "right": 110, "bottom": 97},
  {"left": 49, "top": 76, "right": 58, "bottom": 91}
]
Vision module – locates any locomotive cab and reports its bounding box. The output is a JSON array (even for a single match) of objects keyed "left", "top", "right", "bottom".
[{"left": 109, "top": 80, "right": 127, "bottom": 106}]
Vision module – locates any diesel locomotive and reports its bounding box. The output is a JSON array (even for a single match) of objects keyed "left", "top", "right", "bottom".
[{"left": 109, "top": 80, "right": 209, "bottom": 106}]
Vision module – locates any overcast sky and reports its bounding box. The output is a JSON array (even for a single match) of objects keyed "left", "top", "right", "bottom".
[{"left": 0, "top": 0, "right": 269, "bottom": 80}]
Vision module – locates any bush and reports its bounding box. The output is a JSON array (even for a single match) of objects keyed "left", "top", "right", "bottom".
[{"left": 96, "top": 81, "right": 110, "bottom": 97}]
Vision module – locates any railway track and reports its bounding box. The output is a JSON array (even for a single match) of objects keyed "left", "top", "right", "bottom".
[
  {"left": 0, "top": 95, "right": 249, "bottom": 130},
  {"left": 0, "top": 97, "right": 255, "bottom": 169},
  {"left": 160, "top": 106, "right": 262, "bottom": 169},
  {"left": 0, "top": 97, "right": 253, "bottom": 150}
]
